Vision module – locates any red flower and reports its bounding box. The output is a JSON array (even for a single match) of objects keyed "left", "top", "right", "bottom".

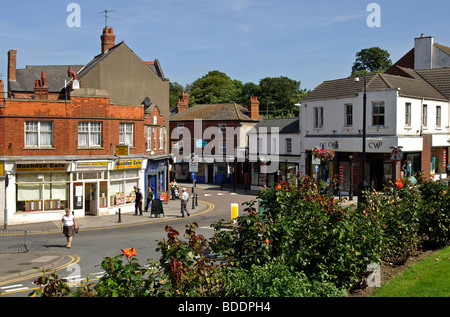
[
  {"left": 395, "top": 179, "right": 404, "bottom": 189},
  {"left": 122, "top": 247, "right": 137, "bottom": 258},
  {"left": 275, "top": 184, "right": 282, "bottom": 190}
]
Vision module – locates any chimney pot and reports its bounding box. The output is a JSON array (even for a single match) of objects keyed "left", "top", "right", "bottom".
[{"left": 101, "top": 27, "right": 116, "bottom": 54}]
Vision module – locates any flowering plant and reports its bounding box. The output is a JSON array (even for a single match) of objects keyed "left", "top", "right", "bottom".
[{"left": 312, "top": 148, "right": 335, "bottom": 161}]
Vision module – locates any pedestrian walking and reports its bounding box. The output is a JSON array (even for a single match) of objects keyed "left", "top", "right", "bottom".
[
  {"left": 134, "top": 185, "right": 143, "bottom": 216},
  {"left": 180, "top": 188, "right": 190, "bottom": 217},
  {"left": 60, "top": 209, "right": 78, "bottom": 248},
  {"left": 145, "top": 185, "right": 154, "bottom": 212}
]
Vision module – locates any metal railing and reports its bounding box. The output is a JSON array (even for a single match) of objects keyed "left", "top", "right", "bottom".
[{"left": 0, "top": 230, "right": 29, "bottom": 253}]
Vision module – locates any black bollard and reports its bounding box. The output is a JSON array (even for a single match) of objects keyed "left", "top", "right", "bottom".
[{"left": 118, "top": 208, "right": 122, "bottom": 223}]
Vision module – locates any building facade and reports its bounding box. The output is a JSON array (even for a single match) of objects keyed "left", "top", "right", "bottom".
[
  {"left": 169, "top": 93, "right": 261, "bottom": 186},
  {"left": 0, "top": 28, "right": 171, "bottom": 225},
  {"left": 300, "top": 35, "right": 450, "bottom": 194}
]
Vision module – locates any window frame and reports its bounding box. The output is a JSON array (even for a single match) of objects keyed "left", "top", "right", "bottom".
[
  {"left": 119, "top": 122, "right": 134, "bottom": 147},
  {"left": 372, "top": 101, "right": 385, "bottom": 127},
  {"left": 25, "top": 120, "right": 53, "bottom": 148},
  {"left": 78, "top": 121, "right": 102, "bottom": 148}
]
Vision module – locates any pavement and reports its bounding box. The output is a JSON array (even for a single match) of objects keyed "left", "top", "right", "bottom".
[
  {"left": 0, "top": 182, "right": 358, "bottom": 287},
  {"left": 0, "top": 184, "right": 215, "bottom": 286}
]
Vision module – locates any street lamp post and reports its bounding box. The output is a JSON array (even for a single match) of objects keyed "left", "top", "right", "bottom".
[{"left": 355, "top": 76, "right": 369, "bottom": 207}]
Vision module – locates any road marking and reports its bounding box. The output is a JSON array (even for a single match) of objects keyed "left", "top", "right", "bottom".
[{"left": 1, "top": 284, "right": 29, "bottom": 292}]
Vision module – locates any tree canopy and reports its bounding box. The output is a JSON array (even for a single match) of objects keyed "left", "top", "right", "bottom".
[
  {"left": 170, "top": 71, "right": 308, "bottom": 118},
  {"left": 351, "top": 47, "right": 392, "bottom": 77}
]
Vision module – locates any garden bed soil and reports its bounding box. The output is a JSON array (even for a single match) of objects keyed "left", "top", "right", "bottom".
[{"left": 349, "top": 249, "right": 437, "bottom": 297}]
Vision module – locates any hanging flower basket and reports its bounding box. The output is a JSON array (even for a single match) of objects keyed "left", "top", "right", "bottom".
[{"left": 312, "top": 148, "right": 335, "bottom": 162}]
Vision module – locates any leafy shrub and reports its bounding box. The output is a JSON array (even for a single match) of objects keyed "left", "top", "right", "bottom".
[
  {"left": 416, "top": 178, "right": 450, "bottom": 249},
  {"left": 219, "top": 259, "right": 346, "bottom": 297},
  {"left": 211, "top": 175, "right": 383, "bottom": 290},
  {"left": 363, "top": 178, "right": 421, "bottom": 265}
]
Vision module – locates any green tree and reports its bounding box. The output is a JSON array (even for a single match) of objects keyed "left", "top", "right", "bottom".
[
  {"left": 258, "top": 76, "right": 308, "bottom": 118},
  {"left": 189, "top": 70, "right": 242, "bottom": 105},
  {"left": 169, "top": 82, "right": 185, "bottom": 107},
  {"left": 351, "top": 47, "right": 392, "bottom": 77}
]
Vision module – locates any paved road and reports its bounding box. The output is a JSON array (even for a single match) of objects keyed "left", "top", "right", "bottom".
[{"left": 0, "top": 187, "right": 257, "bottom": 297}]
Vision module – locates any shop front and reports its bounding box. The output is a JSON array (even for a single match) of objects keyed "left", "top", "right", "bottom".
[
  {"left": 145, "top": 156, "right": 169, "bottom": 200},
  {"left": 3, "top": 157, "right": 147, "bottom": 225}
]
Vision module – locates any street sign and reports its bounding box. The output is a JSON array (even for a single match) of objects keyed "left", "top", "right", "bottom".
[
  {"left": 189, "top": 153, "right": 199, "bottom": 172},
  {"left": 191, "top": 172, "right": 196, "bottom": 180},
  {"left": 390, "top": 148, "right": 403, "bottom": 161},
  {"left": 314, "top": 164, "right": 320, "bottom": 172}
]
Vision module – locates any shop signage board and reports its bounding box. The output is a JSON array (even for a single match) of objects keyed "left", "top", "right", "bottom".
[
  {"left": 114, "top": 160, "right": 143, "bottom": 169},
  {"left": 16, "top": 163, "right": 66, "bottom": 172},
  {"left": 115, "top": 144, "right": 129, "bottom": 156}
]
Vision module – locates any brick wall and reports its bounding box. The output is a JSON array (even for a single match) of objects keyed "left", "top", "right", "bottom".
[{"left": 0, "top": 94, "right": 166, "bottom": 157}]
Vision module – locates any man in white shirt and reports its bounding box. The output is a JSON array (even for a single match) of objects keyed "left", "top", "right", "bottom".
[{"left": 180, "top": 188, "right": 190, "bottom": 217}]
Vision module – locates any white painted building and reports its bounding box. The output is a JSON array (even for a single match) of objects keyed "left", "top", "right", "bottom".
[
  {"left": 248, "top": 117, "right": 300, "bottom": 189},
  {"left": 299, "top": 36, "right": 450, "bottom": 193}
]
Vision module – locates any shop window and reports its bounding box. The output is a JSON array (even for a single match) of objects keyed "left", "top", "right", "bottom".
[{"left": 16, "top": 172, "right": 69, "bottom": 212}]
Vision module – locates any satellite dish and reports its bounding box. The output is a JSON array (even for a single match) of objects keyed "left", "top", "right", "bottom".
[{"left": 143, "top": 97, "right": 152, "bottom": 107}]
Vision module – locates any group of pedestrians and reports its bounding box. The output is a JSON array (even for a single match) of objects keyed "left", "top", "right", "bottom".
[
  {"left": 133, "top": 185, "right": 154, "bottom": 216},
  {"left": 60, "top": 180, "right": 191, "bottom": 248}
]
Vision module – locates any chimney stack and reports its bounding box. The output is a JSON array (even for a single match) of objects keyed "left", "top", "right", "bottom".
[
  {"left": 0, "top": 80, "right": 4, "bottom": 102},
  {"left": 246, "top": 96, "right": 260, "bottom": 120},
  {"left": 101, "top": 27, "right": 116, "bottom": 54},
  {"left": 177, "top": 91, "right": 189, "bottom": 113},
  {"left": 33, "top": 71, "right": 49, "bottom": 99},
  {"left": 7, "top": 49, "right": 17, "bottom": 82}
]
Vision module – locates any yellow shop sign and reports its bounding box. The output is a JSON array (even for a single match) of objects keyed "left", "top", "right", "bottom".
[
  {"left": 16, "top": 163, "right": 66, "bottom": 172},
  {"left": 115, "top": 160, "right": 142, "bottom": 169}
]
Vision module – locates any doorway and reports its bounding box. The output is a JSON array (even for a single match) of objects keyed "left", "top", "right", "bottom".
[{"left": 84, "top": 182, "right": 98, "bottom": 216}]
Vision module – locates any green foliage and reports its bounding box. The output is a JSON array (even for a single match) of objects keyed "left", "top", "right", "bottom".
[
  {"left": 416, "top": 178, "right": 450, "bottom": 249},
  {"left": 212, "top": 176, "right": 383, "bottom": 290},
  {"left": 156, "top": 223, "right": 223, "bottom": 296},
  {"left": 363, "top": 178, "right": 421, "bottom": 265},
  {"left": 29, "top": 173, "right": 449, "bottom": 297},
  {"left": 351, "top": 47, "right": 392, "bottom": 77},
  {"left": 219, "top": 259, "right": 346, "bottom": 297},
  {"left": 29, "top": 269, "right": 71, "bottom": 297},
  {"left": 189, "top": 70, "right": 242, "bottom": 105}
]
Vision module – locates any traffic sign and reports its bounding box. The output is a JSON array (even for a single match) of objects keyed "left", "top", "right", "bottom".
[
  {"left": 189, "top": 153, "right": 199, "bottom": 172},
  {"left": 390, "top": 148, "right": 403, "bottom": 161},
  {"left": 314, "top": 164, "right": 320, "bottom": 172}
]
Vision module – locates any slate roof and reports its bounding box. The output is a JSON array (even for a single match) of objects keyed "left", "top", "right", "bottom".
[
  {"left": 9, "top": 41, "right": 167, "bottom": 93},
  {"left": 169, "top": 103, "right": 258, "bottom": 121},
  {"left": 9, "top": 65, "right": 84, "bottom": 93},
  {"left": 302, "top": 67, "right": 448, "bottom": 102},
  {"left": 415, "top": 68, "right": 450, "bottom": 100},
  {"left": 250, "top": 117, "right": 299, "bottom": 133}
]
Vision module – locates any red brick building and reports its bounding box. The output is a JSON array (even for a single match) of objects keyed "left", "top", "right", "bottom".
[
  {"left": 0, "top": 28, "right": 170, "bottom": 225},
  {"left": 169, "top": 92, "right": 261, "bottom": 185}
]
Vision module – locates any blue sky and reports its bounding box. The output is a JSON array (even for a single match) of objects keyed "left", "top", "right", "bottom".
[{"left": 1, "top": 0, "right": 450, "bottom": 91}]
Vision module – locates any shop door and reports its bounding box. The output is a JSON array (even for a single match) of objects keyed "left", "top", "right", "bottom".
[{"left": 85, "top": 183, "right": 99, "bottom": 216}]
